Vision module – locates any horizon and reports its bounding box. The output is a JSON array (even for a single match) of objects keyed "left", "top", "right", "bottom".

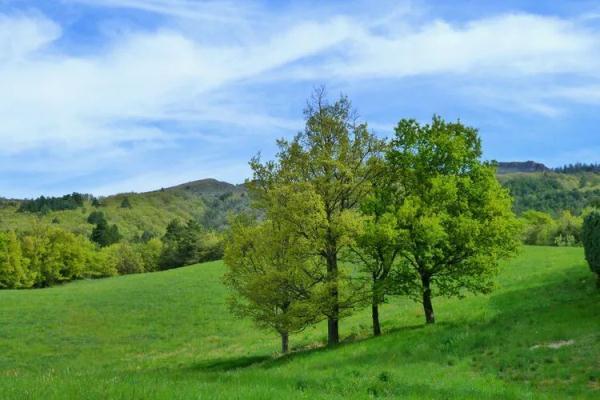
[{"left": 1, "top": 0, "right": 600, "bottom": 197}]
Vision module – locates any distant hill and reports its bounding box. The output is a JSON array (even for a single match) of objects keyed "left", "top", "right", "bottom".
[
  {"left": 2, "top": 162, "right": 599, "bottom": 238},
  {"left": 0, "top": 178, "right": 250, "bottom": 240},
  {"left": 158, "top": 178, "right": 245, "bottom": 196},
  {"left": 496, "top": 161, "right": 549, "bottom": 174}
]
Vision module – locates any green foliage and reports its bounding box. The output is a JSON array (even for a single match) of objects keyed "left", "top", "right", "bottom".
[
  {"left": 224, "top": 212, "right": 321, "bottom": 352},
  {"left": 520, "top": 210, "right": 557, "bottom": 245},
  {"left": 159, "top": 219, "right": 223, "bottom": 269},
  {"left": 87, "top": 211, "right": 106, "bottom": 225},
  {"left": 0, "top": 247, "right": 597, "bottom": 399},
  {"left": 248, "top": 88, "right": 384, "bottom": 345},
  {"left": 20, "top": 226, "right": 96, "bottom": 287},
  {"left": 102, "top": 242, "right": 146, "bottom": 275},
  {"left": 520, "top": 210, "right": 583, "bottom": 246},
  {"left": 138, "top": 238, "right": 163, "bottom": 272},
  {"left": 350, "top": 158, "right": 402, "bottom": 335},
  {"left": 582, "top": 210, "right": 600, "bottom": 286},
  {"left": 18, "top": 193, "right": 86, "bottom": 213},
  {"left": 90, "top": 219, "right": 122, "bottom": 247},
  {"left": 499, "top": 172, "right": 600, "bottom": 215},
  {"left": 0, "top": 231, "right": 29, "bottom": 288},
  {"left": 386, "top": 116, "right": 521, "bottom": 323},
  {"left": 120, "top": 197, "right": 132, "bottom": 209}
]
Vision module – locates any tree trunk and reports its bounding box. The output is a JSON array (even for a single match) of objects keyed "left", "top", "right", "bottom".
[
  {"left": 421, "top": 275, "right": 435, "bottom": 324},
  {"left": 372, "top": 302, "right": 381, "bottom": 336},
  {"left": 281, "top": 331, "right": 289, "bottom": 353},
  {"left": 372, "top": 277, "right": 382, "bottom": 336},
  {"left": 326, "top": 251, "right": 340, "bottom": 346}
]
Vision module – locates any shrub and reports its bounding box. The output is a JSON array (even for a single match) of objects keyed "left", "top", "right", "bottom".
[
  {"left": 0, "top": 231, "right": 30, "bottom": 288},
  {"left": 582, "top": 210, "right": 600, "bottom": 288},
  {"left": 21, "top": 226, "right": 94, "bottom": 287},
  {"left": 103, "top": 243, "right": 145, "bottom": 275}
]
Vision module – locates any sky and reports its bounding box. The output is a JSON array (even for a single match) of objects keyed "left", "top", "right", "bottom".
[{"left": 1, "top": 0, "right": 599, "bottom": 198}]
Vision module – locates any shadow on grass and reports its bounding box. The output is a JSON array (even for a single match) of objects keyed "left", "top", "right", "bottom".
[
  {"left": 189, "top": 355, "right": 271, "bottom": 372},
  {"left": 163, "top": 263, "right": 597, "bottom": 399}
]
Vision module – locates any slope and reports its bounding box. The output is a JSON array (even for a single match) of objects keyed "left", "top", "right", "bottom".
[{"left": 0, "top": 246, "right": 598, "bottom": 399}]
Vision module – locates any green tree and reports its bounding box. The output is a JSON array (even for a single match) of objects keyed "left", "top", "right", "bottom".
[
  {"left": 120, "top": 197, "right": 132, "bottom": 209},
  {"left": 21, "top": 226, "right": 93, "bottom": 287},
  {"left": 159, "top": 219, "right": 204, "bottom": 269},
  {"left": 87, "top": 211, "right": 106, "bottom": 225},
  {"left": 90, "top": 219, "right": 121, "bottom": 247},
  {"left": 0, "top": 231, "right": 30, "bottom": 288},
  {"left": 387, "top": 116, "right": 521, "bottom": 324},
  {"left": 103, "top": 242, "right": 145, "bottom": 275},
  {"left": 138, "top": 238, "right": 163, "bottom": 272},
  {"left": 224, "top": 190, "right": 322, "bottom": 352},
  {"left": 350, "top": 159, "right": 402, "bottom": 336},
  {"left": 520, "top": 210, "right": 556, "bottom": 245},
  {"left": 553, "top": 210, "right": 583, "bottom": 246},
  {"left": 582, "top": 210, "right": 600, "bottom": 288},
  {"left": 248, "top": 88, "right": 384, "bottom": 345}
]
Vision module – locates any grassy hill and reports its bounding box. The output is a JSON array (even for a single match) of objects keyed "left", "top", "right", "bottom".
[
  {"left": 497, "top": 171, "right": 600, "bottom": 215},
  {"left": 0, "top": 246, "right": 598, "bottom": 399},
  {"left": 1, "top": 167, "right": 599, "bottom": 240},
  {"left": 0, "top": 179, "right": 248, "bottom": 239}
]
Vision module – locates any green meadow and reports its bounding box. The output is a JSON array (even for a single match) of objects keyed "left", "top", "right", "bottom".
[{"left": 0, "top": 246, "right": 598, "bottom": 399}]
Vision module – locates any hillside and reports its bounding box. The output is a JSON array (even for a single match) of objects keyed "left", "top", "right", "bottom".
[
  {"left": 0, "top": 246, "right": 598, "bottom": 399},
  {"left": 1, "top": 166, "right": 599, "bottom": 239},
  {"left": 0, "top": 179, "right": 249, "bottom": 239},
  {"left": 498, "top": 171, "right": 600, "bottom": 215}
]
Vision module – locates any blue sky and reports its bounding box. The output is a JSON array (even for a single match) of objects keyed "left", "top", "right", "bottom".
[{"left": 1, "top": 0, "right": 599, "bottom": 198}]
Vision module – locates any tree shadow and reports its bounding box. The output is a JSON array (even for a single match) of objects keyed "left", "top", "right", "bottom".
[
  {"left": 168, "top": 262, "right": 597, "bottom": 400},
  {"left": 188, "top": 355, "right": 271, "bottom": 372}
]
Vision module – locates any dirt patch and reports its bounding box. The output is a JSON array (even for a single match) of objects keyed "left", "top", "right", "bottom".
[{"left": 530, "top": 340, "right": 575, "bottom": 350}]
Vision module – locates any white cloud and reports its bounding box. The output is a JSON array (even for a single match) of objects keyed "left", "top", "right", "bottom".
[
  {"left": 329, "top": 14, "right": 599, "bottom": 78},
  {"left": 1, "top": 3, "right": 599, "bottom": 195}
]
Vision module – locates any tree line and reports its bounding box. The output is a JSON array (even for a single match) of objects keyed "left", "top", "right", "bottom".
[
  {"left": 0, "top": 211, "right": 224, "bottom": 288},
  {"left": 501, "top": 174, "right": 600, "bottom": 216},
  {"left": 553, "top": 163, "right": 600, "bottom": 174},
  {"left": 223, "top": 89, "right": 521, "bottom": 352},
  {"left": 520, "top": 209, "right": 596, "bottom": 247},
  {"left": 17, "top": 193, "right": 90, "bottom": 213}
]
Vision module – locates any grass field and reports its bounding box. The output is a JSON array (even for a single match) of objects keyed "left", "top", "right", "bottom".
[{"left": 0, "top": 246, "right": 598, "bottom": 399}]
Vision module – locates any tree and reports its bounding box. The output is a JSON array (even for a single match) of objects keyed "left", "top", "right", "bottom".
[
  {"left": 386, "top": 116, "right": 521, "bottom": 324},
  {"left": 159, "top": 219, "right": 202, "bottom": 269},
  {"left": 350, "top": 159, "right": 402, "bottom": 336},
  {"left": 21, "top": 226, "right": 93, "bottom": 287},
  {"left": 120, "top": 197, "right": 132, "bottom": 209},
  {"left": 137, "top": 238, "right": 163, "bottom": 272},
  {"left": 0, "top": 231, "right": 29, "bottom": 289},
  {"left": 90, "top": 219, "right": 121, "bottom": 247},
  {"left": 248, "top": 88, "right": 384, "bottom": 345},
  {"left": 224, "top": 188, "right": 323, "bottom": 352},
  {"left": 103, "top": 242, "right": 145, "bottom": 275},
  {"left": 87, "top": 211, "right": 106, "bottom": 225},
  {"left": 582, "top": 210, "right": 600, "bottom": 288},
  {"left": 520, "top": 210, "right": 556, "bottom": 245}
]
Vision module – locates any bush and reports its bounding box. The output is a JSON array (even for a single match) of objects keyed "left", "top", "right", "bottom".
[
  {"left": 0, "top": 231, "right": 30, "bottom": 288},
  {"left": 20, "top": 226, "right": 95, "bottom": 287},
  {"left": 103, "top": 243, "right": 145, "bottom": 275},
  {"left": 521, "top": 210, "right": 583, "bottom": 247},
  {"left": 582, "top": 210, "right": 600, "bottom": 288}
]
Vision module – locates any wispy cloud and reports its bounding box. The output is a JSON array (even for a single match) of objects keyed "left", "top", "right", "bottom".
[{"left": 1, "top": 1, "right": 599, "bottom": 196}]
